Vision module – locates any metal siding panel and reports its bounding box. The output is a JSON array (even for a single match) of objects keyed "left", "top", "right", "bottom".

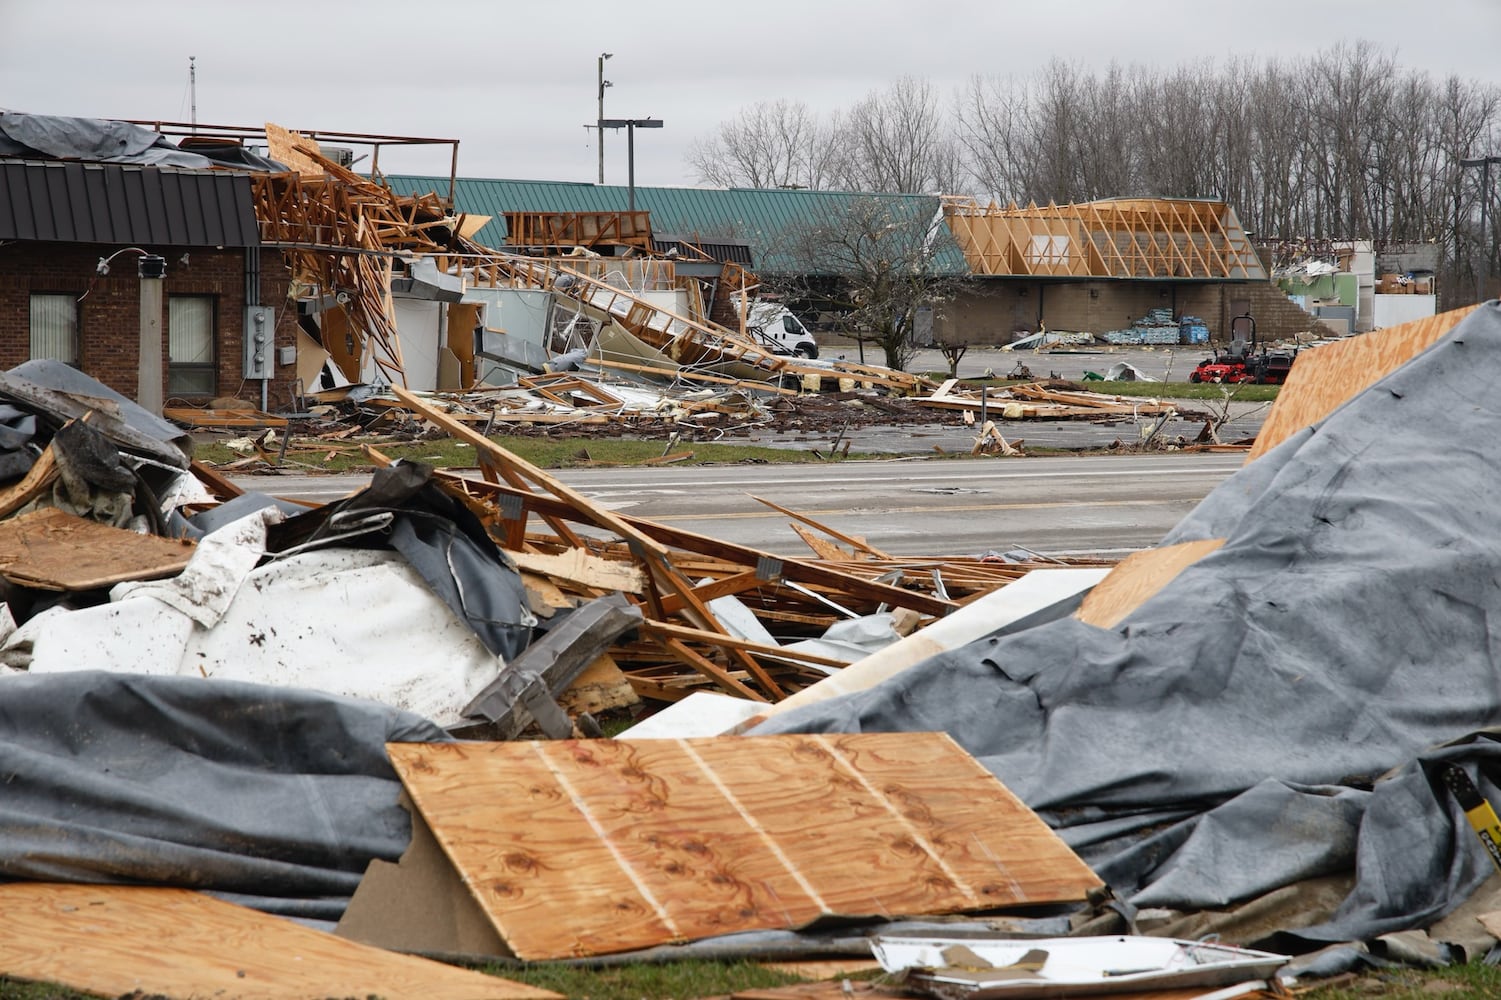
[
  {"left": 4, "top": 164, "right": 37, "bottom": 240},
  {"left": 227, "top": 174, "right": 259, "bottom": 247},
  {"left": 163, "top": 172, "right": 194, "bottom": 244},
  {"left": 84, "top": 164, "right": 116, "bottom": 244},
  {"left": 42, "top": 164, "right": 73, "bottom": 242}
]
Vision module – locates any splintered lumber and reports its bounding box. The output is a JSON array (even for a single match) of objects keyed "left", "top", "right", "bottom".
[
  {"left": 394, "top": 386, "right": 788, "bottom": 699},
  {"left": 504, "top": 546, "right": 645, "bottom": 593},
  {"left": 0, "top": 446, "right": 58, "bottom": 519},
  {"left": 424, "top": 469, "right": 956, "bottom": 619},
  {"left": 1248, "top": 305, "right": 1479, "bottom": 462},
  {"left": 749, "top": 494, "right": 891, "bottom": 560},
  {"left": 1075, "top": 538, "right": 1226, "bottom": 629},
  {"left": 354, "top": 735, "right": 1102, "bottom": 960},
  {"left": 0, "top": 883, "right": 557, "bottom": 1000},
  {"left": 0, "top": 508, "right": 195, "bottom": 591}
]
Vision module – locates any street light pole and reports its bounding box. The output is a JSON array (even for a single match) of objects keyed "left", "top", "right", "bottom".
[
  {"left": 597, "top": 118, "right": 663, "bottom": 214},
  {"left": 1460, "top": 154, "right": 1500, "bottom": 303},
  {"left": 596, "top": 53, "right": 612, "bottom": 184}
]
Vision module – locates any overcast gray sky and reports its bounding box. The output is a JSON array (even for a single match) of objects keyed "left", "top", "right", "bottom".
[{"left": 3, "top": 0, "right": 1499, "bottom": 189}]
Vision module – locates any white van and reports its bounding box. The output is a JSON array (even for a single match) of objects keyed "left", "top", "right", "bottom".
[{"left": 744, "top": 302, "right": 818, "bottom": 359}]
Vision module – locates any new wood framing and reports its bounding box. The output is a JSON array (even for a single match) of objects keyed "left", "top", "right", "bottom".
[{"left": 942, "top": 197, "right": 1266, "bottom": 281}]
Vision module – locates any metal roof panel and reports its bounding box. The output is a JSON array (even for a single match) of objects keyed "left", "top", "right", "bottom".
[{"left": 0, "top": 159, "right": 259, "bottom": 247}]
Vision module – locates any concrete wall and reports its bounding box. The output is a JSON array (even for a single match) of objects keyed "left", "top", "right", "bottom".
[
  {"left": 932, "top": 278, "right": 1338, "bottom": 346},
  {"left": 0, "top": 241, "right": 299, "bottom": 408}
]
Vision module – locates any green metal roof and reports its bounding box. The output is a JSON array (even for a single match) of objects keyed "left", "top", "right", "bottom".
[{"left": 382, "top": 175, "right": 969, "bottom": 275}]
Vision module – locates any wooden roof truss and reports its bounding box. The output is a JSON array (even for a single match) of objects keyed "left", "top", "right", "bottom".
[
  {"left": 250, "top": 129, "right": 468, "bottom": 386},
  {"left": 505, "top": 210, "right": 654, "bottom": 251},
  {"left": 943, "top": 197, "right": 1266, "bottom": 281}
]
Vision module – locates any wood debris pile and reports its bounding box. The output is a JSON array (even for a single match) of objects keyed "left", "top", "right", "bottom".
[
  {"left": 379, "top": 388, "right": 1110, "bottom": 723},
  {"left": 919, "top": 377, "right": 1206, "bottom": 423}
]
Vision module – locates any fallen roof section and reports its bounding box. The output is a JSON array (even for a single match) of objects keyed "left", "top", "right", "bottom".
[{"left": 342, "top": 733, "right": 1102, "bottom": 960}]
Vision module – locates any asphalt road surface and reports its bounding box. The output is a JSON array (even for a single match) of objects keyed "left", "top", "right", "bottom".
[{"left": 231, "top": 452, "right": 1244, "bottom": 558}]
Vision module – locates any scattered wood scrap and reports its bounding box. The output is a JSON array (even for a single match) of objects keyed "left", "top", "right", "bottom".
[{"left": 919, "top": 379, "right": 1186, "bottom": 421}]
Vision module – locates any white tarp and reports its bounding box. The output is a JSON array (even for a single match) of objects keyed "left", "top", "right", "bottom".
[{"left": 5, "top": 510, "right": 502, "bottom": 726}]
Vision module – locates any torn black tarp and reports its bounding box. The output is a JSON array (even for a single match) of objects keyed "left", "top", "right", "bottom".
[
  {"left": 0, "top": 671, "right": 446, "bottom": 919},
  {"left": 758, "top": 302, "right": 1501, "bottom": 953}
]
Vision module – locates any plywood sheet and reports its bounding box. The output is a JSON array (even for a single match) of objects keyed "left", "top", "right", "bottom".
[
  {"left": 264, "top": 121, "right": 324, "bottom": 175},
  {"left": 1076, "top": 539, "right": 1226, "bottom": 630},
  {"left": 386, "top": 734, "right": 1102, "bottom": 960},
  {"left": 1248, "top": 305, "right": 1478, "bottom": 461},
  {"left": 0, "top": 883, "right": 558, "bottom": 1000},
  {"left": 0, "top": 507, "right": 195, "bottom": 591}
]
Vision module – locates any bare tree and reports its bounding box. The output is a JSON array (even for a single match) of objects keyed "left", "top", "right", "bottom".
[
  {"left": 770, "top": 196, "right": 963, "bottom": 372},
  {"left": 688, "top": 45, "right": 1501, "bottom": 306},
  {"left": 831, "top": 77, "right": 958, "bottom": 194},
  {"left": 685, "top": 99, "right": 834, "bottom": 189}
]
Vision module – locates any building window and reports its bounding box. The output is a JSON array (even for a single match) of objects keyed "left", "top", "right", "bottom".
[
  {"left": 29, "top": 293, "right": 78, "bottom": 364},
  {"left": 168, "top": 295, "right": 216, "bottom": 396}
]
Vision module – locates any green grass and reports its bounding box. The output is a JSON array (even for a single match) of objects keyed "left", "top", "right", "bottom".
[
  {"left": 1307, "top": 960, "right": 1501, "bottom": 998},
  {"left": 195, "top": 435, "right": 897, "bottom": 472},
  {"left": 494, "top": 958, "right": 807, "bottom": 999},
  {"left": 1081, "top": 380, "right": 1282, "bottom": 402},
  {"left": 0, "top": 960, "right": 809, "bottom": 1000}
]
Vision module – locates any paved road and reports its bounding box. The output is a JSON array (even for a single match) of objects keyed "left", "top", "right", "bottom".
[{"left": 231, "top": 452, "right": 1244, "bottom": 558}]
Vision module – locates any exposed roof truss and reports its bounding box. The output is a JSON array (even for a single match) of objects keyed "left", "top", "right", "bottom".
[{"left": 943, "top": 197, "right": 1266, "bottom": 281}]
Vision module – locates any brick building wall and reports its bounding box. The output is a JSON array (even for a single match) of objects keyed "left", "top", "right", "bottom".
[{"left": 0, "top": 241, "right": 300, "bottom": 409}]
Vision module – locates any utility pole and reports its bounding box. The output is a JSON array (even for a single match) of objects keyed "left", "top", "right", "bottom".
[
  {"left": 1460, "top": 155, "right": 1500, "bottom": 303},
  {"left": 189, "top": 56, "right": 197, "bottom": 132},
  {"left": 596, "top": 53, "right": 612, "bottom": 184}
]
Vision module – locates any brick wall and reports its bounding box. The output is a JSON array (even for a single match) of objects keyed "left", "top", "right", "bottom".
[{"left": 0, "top": 241, "right": 300, "bottom": 409}]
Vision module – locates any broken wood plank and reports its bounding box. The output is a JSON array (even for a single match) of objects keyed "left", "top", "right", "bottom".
[
  {"left": 1075, "top": 538, "right": 1227, "bottom": 630},
  {"left": 0, "top": 507, "right": 195, "bottom": 591},
  {"left": 365, "top": 734, "right": 1102, "bottom": 960},
  {"left": 558, "top": 652, "right": 639, "bottom": 716},
  {"left": 640, "top": 619, "right": 852, "bottom": 670},
  {"left": 504, "top": 546, "right": 645, "bottom": 594},
  {"left": 662, "top": 636, "right": 766, "bottom": 701},
  {"left": 162, "top": 407, "right": 289, "bottom": 428},
  {"left": 0, "top": 446, "right": 58, "bottom": 519},
  {"left": 749, "top": 494, "right": 892, "bottom": 560},
  {"left": 0, "top": 883, "right": 557, "bottom": 1000},
  {"left": 426, "top": 470, "right": 956, "bottom": 618}
]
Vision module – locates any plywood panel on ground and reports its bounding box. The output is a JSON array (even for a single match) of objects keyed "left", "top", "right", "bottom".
[
  {"left": 0, "top": 507, "right": 195, "bottom": 590},
  {"left": 386, "top": 734, "right": 1101, "bottom": 960},
  {"left": 1248, "top": 305, "right": 1477, "bottom": 461},
  {"left": 1076, "top": 539, "right": 1226, "bottom": 629},
  {"left": 0, "top": 883, "right": 558, "bottom": 1000}
]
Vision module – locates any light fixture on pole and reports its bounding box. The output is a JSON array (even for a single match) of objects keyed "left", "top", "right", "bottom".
[
  {"left": 1460, "top": 154, "right": 1501, "bottom": 303},
  {"left": 596, "top": 53, "right": 613, "bottom": 184},
  {"left": 596, "top": 118, "right": 663, "bottom": 213}
]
